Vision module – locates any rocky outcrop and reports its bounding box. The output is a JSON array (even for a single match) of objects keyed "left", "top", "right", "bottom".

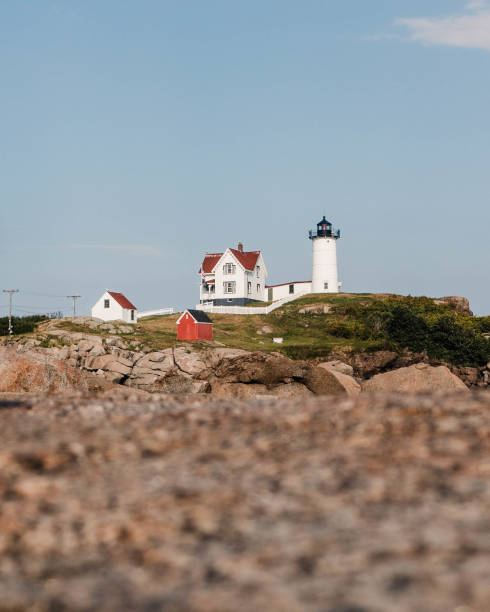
[
  {"left": 0, "top": 347, "right": 87, "bottom": 394},
  {"left": 434, "top": 296, "right": 473, "bottom": 316},
  {"left": 362, "top": 364, "right": 469, "bottom": 393},
  {"left": 298, "top": 303, "right": 332, "bottom": 314},
  {"left": 2, "top": 318, "right": 479, "bottom": 397}
]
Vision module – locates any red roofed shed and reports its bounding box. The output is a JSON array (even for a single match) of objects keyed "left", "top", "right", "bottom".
[{"left": 177, "top": 309, "right": 213, "bottom": 341}]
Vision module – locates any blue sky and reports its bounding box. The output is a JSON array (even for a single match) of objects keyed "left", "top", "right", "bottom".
[{"left": 1, "top": 0, "right": 489, "bottom": 316}]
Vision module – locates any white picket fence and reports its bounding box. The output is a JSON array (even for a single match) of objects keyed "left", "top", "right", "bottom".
[
  {"left": 137, "top": 308, "right": 174, "bottom": 319},
  {"left": 195, "top": 291, "right": 309, "bottom": 315}
]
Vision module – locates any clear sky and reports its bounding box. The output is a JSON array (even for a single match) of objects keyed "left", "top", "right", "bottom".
[{"left": 1, "top": 0, "right": 489, "bottom": 317}]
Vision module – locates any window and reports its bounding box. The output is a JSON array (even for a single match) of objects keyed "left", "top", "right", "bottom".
[
  {"left": 223, "top": 263, "right": 236, "bottom": 275},
  {"left": 223, "top": 281, "right": 236, "bottom": 294},
  {"left": 256, "top": 266, "right": 260, "bottom": 278},
  {"left": 324, "top": 282, "right": 329, "bottom": 290},
  {"left": 248, "top": 281, "right": 252, "bottom": 294},
  {"left": 210, "top": 284, "right": 215, "bottom": 293},
  {"left": 131, "top": 310, "right": 135, "bottom": 321},
  {"left": 289, "top": 284, "right": 294, "bottom": 294},
  {"left": 257, "top": 284, "right": 260, "bottom": 293},
  {"left": 104, "top": 299, "right": 110, "bottom": 308}
]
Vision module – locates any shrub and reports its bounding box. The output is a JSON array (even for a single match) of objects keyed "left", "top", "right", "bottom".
[{"left": 0, "top": 315, "right": 48, "bottom": 336}]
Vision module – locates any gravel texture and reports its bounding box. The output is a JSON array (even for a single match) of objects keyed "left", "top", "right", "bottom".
[{"left": 0, "top": 391, "right": 489, "bottom": 611}]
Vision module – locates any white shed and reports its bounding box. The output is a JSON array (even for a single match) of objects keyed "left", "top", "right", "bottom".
[{"left": 91, "top": 291, "right": 137, "bottom": 324}]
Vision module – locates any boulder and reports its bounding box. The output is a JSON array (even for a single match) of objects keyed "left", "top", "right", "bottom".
[
  {"left": 0, "top": 347, "right": 87, "bottom": 394},
  {"left": 173, "top": 347, "right": 208, "bottom": 376},
  {"left": 351, "top": 351, "right": 399, "bottom": 378},
  {"left": 320, "top": 360, "right": 354, "bottom": 377},
  {"left": 210, "top": 382, "right": 269, "bottom": 398},
  {"left": 317, "top": 363, "right": 361, "bottom": 396},
  {"left": 106, "top": 361, "right": 133, "bottom": 376},
  {"left": 214, "top": 352, "right": 307, "bottom": 386},
  {"left": 103, "top": 372, "right": 126, "bottom": 384},
  {"left": 127, "top": 373, "right": 160, "bottom": 386},
  {"left": 304, "top": 366, "right": 349, "bottom": 396},
  {"left": 84, "top": 354, "right": 133, "bottom": 376},
  {"left": 135, "top": 350, "right": 174, "bottom": 373},
  {"left": 269, "top": 382, "right": 314, "bottom": 397},
  {"left": 362, "top": 364, "right": 469, "bottom": 393},
  {"left": 454, "top": 366, "right": 480, "bottom": 387},
  {"left": 161, "top": 375, "right": 209, "bottom": 394},
  {"left": 77, "top": 339, "right": 103, "bottom": 354},
  {"left": 298, "top": 304, "right": 331, "bottom": 314}
]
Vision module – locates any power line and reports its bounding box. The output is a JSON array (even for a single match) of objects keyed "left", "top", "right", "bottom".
[
  {"left": 22, "top": 291, "right": 69, "bottom": 299},
  {"left": 14, "top": 303, "right": 66, "bottom": 310},
  {"left": 3, "top": 289, "right": 19, "bottom": 335},
  {"left": 66, "top": 295, "right": 81, "bottom": 318}
]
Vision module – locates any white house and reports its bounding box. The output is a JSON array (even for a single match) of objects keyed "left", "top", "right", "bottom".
[
  {"left": 199, "top": 243, "right": 268, "bottom": 306},
  {"left": 91, "top": 291, "right": 137, "bottom": 324}
]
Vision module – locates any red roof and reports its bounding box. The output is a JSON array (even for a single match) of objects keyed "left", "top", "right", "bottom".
[
  {"left": 107, "top": 291, "right": 137, "bottom": 310},
  {"left": 200, "top": 249, "right": 260, "bottom": 273},
  {"left": 200, "top": 253, "right": 222, "bottom": 274}
]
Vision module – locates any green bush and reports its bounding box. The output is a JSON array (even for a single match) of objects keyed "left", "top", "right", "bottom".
[
  {"left": 382, "top": 305, "right": 489, "bottom": 367},
  {"left": 0, "top": 315, "right": 48, "bottom": 336}
]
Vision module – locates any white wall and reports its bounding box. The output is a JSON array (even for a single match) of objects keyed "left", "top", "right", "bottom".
[
  {"left": 91, "top": 291, "right": 137, "bottom": 323},
  {"left": 268, "top": 282, "right": 312, "bottom": 301},
  {"left": 311, "top": 237, "right": 340, "bottom": 293}
]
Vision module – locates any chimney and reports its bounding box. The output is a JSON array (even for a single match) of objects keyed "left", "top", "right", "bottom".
[{"left": 237, "top": 242, "right": 243, "bottom": 252}]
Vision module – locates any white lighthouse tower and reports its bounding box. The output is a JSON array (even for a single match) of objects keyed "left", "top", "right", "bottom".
[{"left": 309, "top": 216, "right": 341, "bottom": 293}]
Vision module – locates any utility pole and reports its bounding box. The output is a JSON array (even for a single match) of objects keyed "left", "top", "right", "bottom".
[
  {"left": 66, "top": 295, "right": 81, "bottom": 318},
  {"left": 3, "top": 289, "right": 19, "bottom": 335}
]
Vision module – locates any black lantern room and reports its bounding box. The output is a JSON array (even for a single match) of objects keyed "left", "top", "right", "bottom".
[
  {"left": 316, "top": 216, "right": 332, "bottom": 237},
  {"left": 308, "top": 216, "right": 341, "bottom": 240}
]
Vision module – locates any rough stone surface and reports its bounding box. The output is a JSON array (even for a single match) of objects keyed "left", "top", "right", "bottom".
[
  {"left": 362, "top": 364, "right": 469, "bottom": 393},
  {"left": 269, "top": 382, "right": 314, "bottom": 397},
  {"left": 207, "top": 347, "right": 250, "bottom": 366},
  {"left": 210, "top": 381, "right": 269, "bottom": 398},
  {"left": 0, "top": 392, "right": 489, "bottom": 611},
  {"left": 214, "top": 352, "right": 307, "bottom": 385},
  {"left": 173, "top": 346, "right": 208, "bottom": 376},
  {"left": 351, "top": 350, "right": 399, "bottom": 378},
  {"left": 319, "top": 359, "right": 355, "bottom": 377},
  {"left": 317, "top": 362, "right": 361, "bottom": 396},
  {"left": 134, "top": 350, "right": 174, "bottom": 373},
  {"left": 0, "top": 347, "right": 88, "bottom": 394},
  {"left": 304, "top": 365, "right": 348, "bottom": 395},
  {"left": 298, "top": 303, "right": 331, "bottom": 314}
]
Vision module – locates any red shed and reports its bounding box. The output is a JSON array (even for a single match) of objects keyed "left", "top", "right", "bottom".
[{"left": 176, "top": 309, "right": 213, "bottom": 341}]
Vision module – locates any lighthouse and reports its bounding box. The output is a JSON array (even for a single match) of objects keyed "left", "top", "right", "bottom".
[{"left": 309, "top": 216, "right": 341, "bottom": 293}]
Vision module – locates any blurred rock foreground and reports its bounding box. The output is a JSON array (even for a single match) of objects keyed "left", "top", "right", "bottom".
[{"left": 1, "top": 391, "right": 490, "bottom": 611}]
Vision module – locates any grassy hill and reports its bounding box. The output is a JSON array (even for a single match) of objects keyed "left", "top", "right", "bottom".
[{"left": 134, "top": 293, "right": 490, "bottom": 367}]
